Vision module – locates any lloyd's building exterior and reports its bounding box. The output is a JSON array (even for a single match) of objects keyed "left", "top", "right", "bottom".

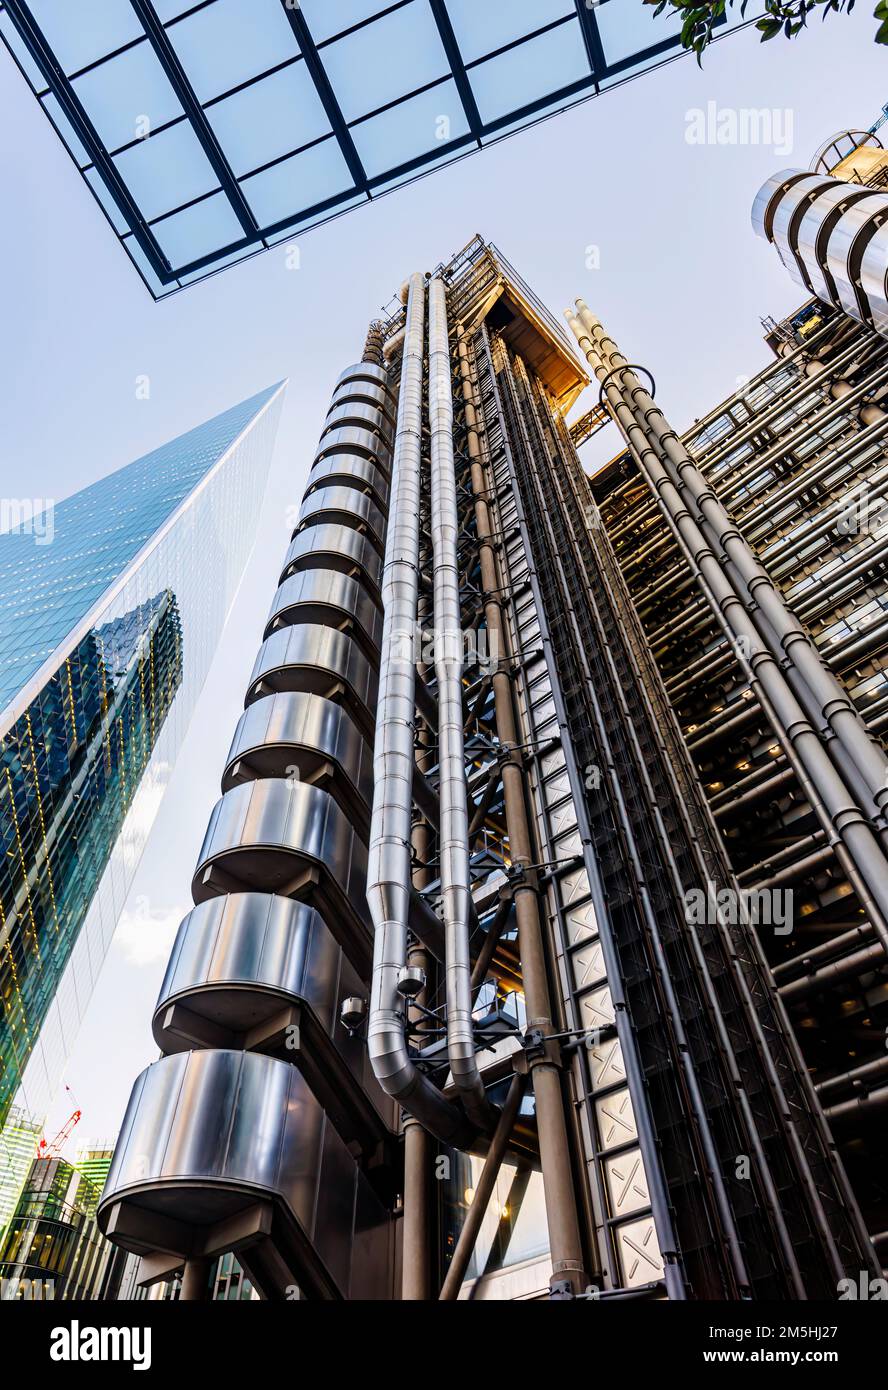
[
  {"left": 0, "top": 386, "right": 285, "bottom": 1235},
  {"left": 3, "top": 0, "right": 888, "bottom": 1308},
  {"left": 97, "top": 215, "right": 888, "bottom": 1299}
]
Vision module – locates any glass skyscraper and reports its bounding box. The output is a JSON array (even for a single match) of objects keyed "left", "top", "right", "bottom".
[{"left": 0, "top": 383, "right": 285, "bottom": 1217}]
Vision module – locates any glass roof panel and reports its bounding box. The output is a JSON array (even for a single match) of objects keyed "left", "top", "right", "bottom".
[
  {"left": 26, "top": 0, "right": 143, "bottom": 75},
  {"left": 297, "top": 0, "right": 393, "bottom": 44},
  {"left": 240, "top": 139, "right": 354, "bottom": 226},
  {"left": 166, "top": 0, "right": 301, "bottom": 103},
  {"left": 352, "top": 78, "right": 470, "bottom": 179},
  {"left": 41, "top": 92, "right": 90, "bottom": 167},
  {"left": 0, "top": 10, "right": 45, "bottom": 88},
  {"left": 206, "top": 61, "right": 331, "bottom": 177},
  {"left": 151, "top": 0, "right": 199, "bottom": 19},
  {"left": 85, "top": 167, "right": 130, "bottom": 233},
  {"left": 446, "top": 0, "right": 575, "bottom": 65},
  {"left": 0, "top": 0, "right": 754, "bottom": 294},
  {"left": 596, "top": 0, "right": 685, "bottom": 65},
  {"left": 150, "top": 190, "right": 245, "bottom": 266},
  {"left": 469, "top": 18, "right": 589, "bottom": 125},
  {"left": 322, "top": 1, "right": 450, "bottom": 123},
  {"left": 113, "top": 121, "right": 220, "bottom": 221},
  {"left": 72, "top": 42, "right": 184, "bottom": 152}
]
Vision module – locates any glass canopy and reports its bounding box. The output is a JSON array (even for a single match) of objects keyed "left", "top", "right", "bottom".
[{"left": 0, "top": 1, "right": 752, "bottom": 297}]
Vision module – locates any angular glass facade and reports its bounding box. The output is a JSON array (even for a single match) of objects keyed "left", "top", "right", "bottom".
[
  {"left": 0, "top": 383, "right": 285, "bottom": 1162},
  {"left": 0, "top": 0, "right": 755, "bottom": 296}
]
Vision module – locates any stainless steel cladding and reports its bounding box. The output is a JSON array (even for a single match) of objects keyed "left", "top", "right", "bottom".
[
  {"left": 246, "top": 625, "right": 378, "bottom": 740},
  {"left": 99, "top": 1050, "right": 393, "bottom": 1299},
  {"left": 296, "top": 486, "right": 386, "bottom": 553},
  {"left": 193, "top": 779, "right": 371, "bottom": 959},
  {"left": 279, "top": 524, "right": 383, "bottom": 600},
  {"left": 753, "top": 168, "right": 888, "bottom": 334},
  {"left": 99, "top": 353, "right": 400, "bottom": 1300},
  {"left": 221, "top": 691, "right": 373, "bottom": 833},
  {"left": 265, "top": 569, "right": 383, "bottom": 663},
  {"left": 365, "top": 272, "right": 471, "bottom": 1146},
  {"left": 305, "top": 454, "right": 391, "bottom": 510}
]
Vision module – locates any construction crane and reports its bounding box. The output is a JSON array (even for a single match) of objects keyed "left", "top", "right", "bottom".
[
  {"left": 868, "top": 102, "right": 888, "bottom": 135},
  {"left": 36, "top": 1085, "right": 81, "bottom": 1159}
]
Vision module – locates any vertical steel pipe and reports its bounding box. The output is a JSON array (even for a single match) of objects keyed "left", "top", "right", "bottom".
[
  {"left": 429, "top": 277, "right": 493, "bottom": 1128},
  {"left": 366, "top": 272, "right": 468, "bottom": 1144}
]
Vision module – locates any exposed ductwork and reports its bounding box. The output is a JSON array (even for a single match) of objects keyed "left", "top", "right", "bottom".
[
  {"left": 566, "top": 302, "right": 888, "bottom": 953},
  {"left": 428, "top": 277, "right": 494, "bottom": 1130},
  {"left": 366, "top": 271, "right": 471, "bottom": 1146}
]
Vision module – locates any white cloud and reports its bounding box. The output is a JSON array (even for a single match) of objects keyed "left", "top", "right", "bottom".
[{"left": 111, "top": 895, "right": 184, "bottom": 968}]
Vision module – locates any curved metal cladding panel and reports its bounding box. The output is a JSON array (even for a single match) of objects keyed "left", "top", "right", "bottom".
[
  {"left": 861, "top": 223, "right": 888, "bottom": 333},
  {"left": 796, "top": 182, "right": 877, "bottom": 303},
  {"left": 192, "top": 779, "right": 372, "bottom": 970},
  {"left": 265, "top": 569, "right": 383, "bottom": 664},
  {"left": 750, "top": 168, "right": 808, "bottom": 241},
  {"left": 825, "top": 193, "right": 888, "bottom": 322},
  {"left": 296, "top": 486, "right": 386, "bottom": 554},
  {"left": 152, "top": 894, "right": 393, "bottom": 1133},
  {"left": 315, "top": 425, "right": 392, "bottom": 478},
  {"left": 321, "top": 402, "right": 394, "bottom": 443},
  {"left": 97, "top": 1050, "right": 392, "bottom": 1298},
  {"left": 279, "top": 525, "right": 382, "bottom": 601},
  {"left": 221, "top": 692, "right": 373, "bottom": 833},
  {"left": 336, "top": 362, "right": 394, "bottom": 397},
  {"left": 246, "top": 625, "right": 377, "bottom": 740},
  {"left": 769, "top": 175, "right": 836, "bottom": 292},
  {"left": 329, "top": 380, "right": 396, "bottom": 428},
  {"left": 305, "top": 454, "right": 391, "bottom": 511}
]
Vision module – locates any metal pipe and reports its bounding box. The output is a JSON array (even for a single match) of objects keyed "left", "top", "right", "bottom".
[
  {"left": 572, "top": 300, "right": 888, "bottom": 825},
  {"left": 438, "top": 1073, "right": 526, "bottom": 1300},
  {"left": 428, "top": 277, "right": 493, "bottom": 1130},
  {"left": 566, "top": 305, "right": 888, "bottom": 954},
  {"left": 366, "top": 272, "right": 470, "bottom": 1146},
  {"left": 457, "top": 327, "right": 589, "bottom": 1296}
]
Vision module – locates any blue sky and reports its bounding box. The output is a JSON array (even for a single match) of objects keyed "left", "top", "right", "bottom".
[{"left": 1, "top": 2, "right": 886, "bottom": 1146}]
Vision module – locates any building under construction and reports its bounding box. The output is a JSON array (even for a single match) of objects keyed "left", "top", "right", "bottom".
[{"left": 98, "top": 130, "right": 888, "bottom": 1300}]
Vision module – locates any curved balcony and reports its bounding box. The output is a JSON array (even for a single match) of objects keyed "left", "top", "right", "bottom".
[
  {"left": 97, "top": 1050, "right": 392, "bottom": 1300},
  {"left": 321, "top": 401, "right": 393, "bottom": 443},
  {"left": 278, "top": 525, "right": 382, "bottom": 606},
  {"left": 796, "top": 183, "right": 875, "bottom": 305},
  {"left": 329, "top": 379, "right": 396, "bottom": 427},
  {"left": 245, "top": 625, "right": 377, "bottom": 742},
  {"left": 860, "top": 222, "right": 888, "bottom": 334},
  {"left": 192, "top": 779, "right": 371, "bottom": 974},
  {"left": 153, "top": 893, "right": 394, "bottom": 1148},
  {"left": 824, "top": 194, "right": 886, "bottom": 322},
  {"left": 264, "top": 569, "right": 382, "bottom": 665},
  {"left": 769, "top": 175, "right": 834, "bottom": 293},
  {"left": 305, "top": 454, "right": 390, "bottom": 512},
  {"left": 221, "top": 692, "right": 372, "bottom": 838},
  {"left": 314, "top": 424, "right": 391, "bottom": 477},
  {"left": 750, "top": 168, "right": 807, "bottom": 241},
  {"left": 296, "top": 486, "right": 386, "bottom": 554},
  {"left": 335, "top": 361, "right": 393, "bottom": 397}
]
